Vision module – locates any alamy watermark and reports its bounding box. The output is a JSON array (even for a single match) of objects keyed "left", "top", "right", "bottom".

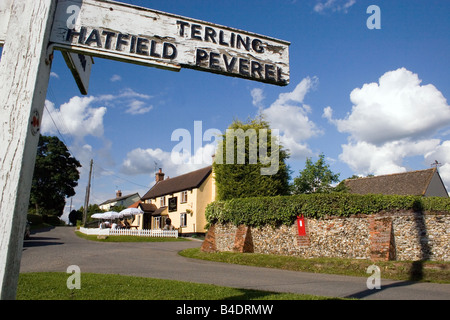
[
  {"left": 367, "top": 5, "right": 381, "bottom": 30},
  {"left": 366, "top": 264, "right": 381, "bottom": 290},
  {"left": 67, "top": 265, "right": 81, "bottom": 290},
  {"left": 171, "top": 121, "right": 280, "bottom": 175}
]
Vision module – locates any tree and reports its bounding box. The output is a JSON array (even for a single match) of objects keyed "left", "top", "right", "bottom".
[
  {"left": 213, "top": 117, "right": 291, "bottom": 200},
  {"left": 78, "top": 204, "right": 104, "bottom": 224},
  {"left": 29, "top": 135, "right": 82, "bottom": 217},
  {"left": 293, "top": 154, "right": 340, "bottom": 194},
  {"left": 68, "top": 209, "right": 83, "bottom": 226}
]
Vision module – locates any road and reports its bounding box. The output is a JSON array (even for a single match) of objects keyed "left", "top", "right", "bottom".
[{"left": 20, "top": 227, "right": 450, "bottom": 300}]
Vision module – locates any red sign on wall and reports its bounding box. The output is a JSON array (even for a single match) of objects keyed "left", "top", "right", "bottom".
[{"left": 297, "top": 215, "right": 306, "bottom": 236}]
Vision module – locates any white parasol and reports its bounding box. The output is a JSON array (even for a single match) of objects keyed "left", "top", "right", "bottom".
[{"left": 119, "top": 207, "right": 144, "bottom": 217}]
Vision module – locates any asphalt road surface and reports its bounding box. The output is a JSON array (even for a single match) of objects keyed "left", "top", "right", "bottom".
[{"left": 20, "top": 227, "right": 450, "bottom": 300}]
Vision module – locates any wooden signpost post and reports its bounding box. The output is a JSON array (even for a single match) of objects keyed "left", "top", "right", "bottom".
[{"left": 0, "top": 0, "right": 289, "bottom": 299}]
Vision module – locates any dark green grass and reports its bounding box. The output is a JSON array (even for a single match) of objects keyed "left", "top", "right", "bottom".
[{"left": 17, "top": 272, "right": 336, "bottom": 300}]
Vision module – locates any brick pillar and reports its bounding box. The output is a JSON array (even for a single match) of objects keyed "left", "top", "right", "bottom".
[
  {"left": 201, "top": 224, "right": 217, "bottom": 252},
  {"left": 233, "top": 225, "right": 254, "bottom": 253},
  {"left": 369, "top": 216, "right": 395, "bottom": 261}
]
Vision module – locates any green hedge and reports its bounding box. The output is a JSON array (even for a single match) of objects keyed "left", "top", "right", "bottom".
[{"left": 205, "top": 193, "right": 450, "bottom": 227}]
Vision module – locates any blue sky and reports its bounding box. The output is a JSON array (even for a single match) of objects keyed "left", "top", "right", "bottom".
[{"left": 3, "top": 0, "right": 449, "bottom": 221}]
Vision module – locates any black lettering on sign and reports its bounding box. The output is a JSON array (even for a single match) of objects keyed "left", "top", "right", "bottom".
[
  {"left": 239, "top": 58, "right": 249, "bottom": 77},
  {"left": 150, "top": 40, "right": 161, "bottom": 58},
  {"left": 177, "top": 20, "right": 190, "bottom": 37},
  {"left": 251, "top": 39, "right": 264, "bottom": 53},
  {"left": 204, "top": 27, "right": 217, "bottom": 43},
  {"left": 209, "top": 52, "right": 220, "bottom": 70},
  {"left": 129, "top": 35, "right": 137, "bottom": 53},
  {"left": 265, "top": 64, "right": 275, "bottom": 81},
  {"left": 196, "top": 49, "right": 208, "bottom": 66},
  {"left": 136, "top": 37, "right": 149, "bottom": 55},
  {"left": 66, "top": 27, "right": 87, "bottom": 44},
  {"left": 84, "top": 29, "right": 102, "bottom": 47},
  {"left": 102, "top": 30, "right": 117, "bottom": 50},
  {"left": 251, "top": 61, "right": 262, "bottom": 78},
  {"left": 78, "top": 54, "right": 87, "bottom": 72},
  {"left": 116, "top": 33, "right": 129, "bottom": 51},
  {"left": 223, "top": 55, "right": 237, "bottom": 73},
  {"left": 236, "top": 35, "right": 250, "bottom": 51},
  {"left": 191, "top": 24, "right": 202, "bottom": 40},
  {"left": 163, "top": 43, "right": 177, "bottom": 59},
  {"left": 219, "top": 30, "right": 229, "bottom": 46}
]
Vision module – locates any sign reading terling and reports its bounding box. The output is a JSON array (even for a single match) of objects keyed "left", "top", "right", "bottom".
[{"left": 50, "top": 0, "right": 290, "bottom": 86}]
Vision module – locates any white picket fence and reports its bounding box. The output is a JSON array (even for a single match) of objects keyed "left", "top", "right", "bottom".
[{"left": 79, "top": 227, "right": 178, "bottom": 238}]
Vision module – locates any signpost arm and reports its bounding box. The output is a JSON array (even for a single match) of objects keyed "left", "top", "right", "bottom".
[{"left": 0, "top": 0, "right": 57, "bottom": 299}]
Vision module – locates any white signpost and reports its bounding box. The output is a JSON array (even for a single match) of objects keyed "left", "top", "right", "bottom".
[
  {"left": 51, "top": 0, "right": 290, "bottom": 86},
  {"left": 0, "top": 0, "right": 290, "bottom": 299},
  {"left": 61, "top": 51, "right": 94, "bottom": 95}
]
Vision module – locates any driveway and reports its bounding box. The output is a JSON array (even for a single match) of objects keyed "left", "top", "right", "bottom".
[{"left": 20, "top": 227, "right": 450, "bottom": 300}]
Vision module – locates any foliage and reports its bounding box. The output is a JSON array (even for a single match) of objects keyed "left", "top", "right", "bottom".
[
  {"left": 205, "top": 193, "right": 450, "bottom": 227},
  {"left": 68, "top": 210, "right": 83, "bottom": 226},
  {"left": 293, "top": 153, "right": 340, "bottom": 194},
  {"left": 30, "top": 135, "right": 81, "bottom": 217},
  {"left": 78, "top": 204, "right": 104, "bottom": 223},
  {"left": 213, "top": 117, "right": 291, "bottom": 200}
]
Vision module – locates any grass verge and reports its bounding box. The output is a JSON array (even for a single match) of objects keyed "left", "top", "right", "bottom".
[
  {"left": 179, "top": 248, "right": 450, "bottom": 284},
  {"left": 17, "top": 272, "right": 336, "bottom": 300},
  {"left": 75, "top": 231, "right": 188, "bottom": 242}
]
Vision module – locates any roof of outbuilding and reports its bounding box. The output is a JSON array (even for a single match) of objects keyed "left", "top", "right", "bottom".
[
  {"left": 99, "top": 192, "right": 140, "bottom": 206},
  {"left": 141, "top": 166, "right": 212, "bottom": 200},
  {"left": 343, "top": 168, "right": 437, "bottom": 196}
]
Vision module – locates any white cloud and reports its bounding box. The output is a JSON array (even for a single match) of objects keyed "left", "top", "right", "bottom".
[
  {"left": 325, "top": 68, "right": 450, "bottom": 189},
  {"left": 339, "top": 139, "right": 441, "bottom": 176},
  {"left": 121, "top": 143, "right": 216, "bottom": 179},
  {"left": 42, "top": 97, "right": 106, "bottom": 140},
  {"left": 110, "top": 74, "right": 122, "bottom": 82},
  {"left": 125, "top": 100, "right": 153, "bottom": 115},
  {"left": 325, "top": 68, "right": 450, "bottom": 145},
  {"left": 50, "top": 72, "right": 60, "bottom": 79},
  {"left": 261, "top": 77, "right": 322, "bottom": 159},
  {"left": 424, "top": 140, "right": 450, "bottom": 191},
  {"left": 104, "top": 88, "right": 153, "bottom": 115},
  {"left": 251, "top": 88, "right": 265, "bottom": 111},
  {"left": 314, "top": 0, "right": 356, "bottom": 13}
]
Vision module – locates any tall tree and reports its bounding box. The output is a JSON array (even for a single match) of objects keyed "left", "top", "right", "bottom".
[
  {"left": 293, "top": 153, "right": 340, "bottom": 194},
  {"left": 213, "top": 117, "right": 291, "bottom": 200},
  {"left": 30, "top": 135, "right": 81, "bottom": 217}
]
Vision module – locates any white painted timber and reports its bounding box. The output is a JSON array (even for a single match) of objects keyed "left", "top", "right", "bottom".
[
  {"left": 50, "top": 0, "right": 290, "bottom": 85},
  {"left": 0, "top": 0, "right": 13, "bottom": 46},
  {"left": 61, "top": 51, "right": 93, "bottom": 95},
  {"left": 0, "top": 0, "right": 57, "bottom": 299}
]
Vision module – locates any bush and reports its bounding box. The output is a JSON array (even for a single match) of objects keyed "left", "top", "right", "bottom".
[{"left": 205, "top": 193, "right": 450, "bottom": 227}]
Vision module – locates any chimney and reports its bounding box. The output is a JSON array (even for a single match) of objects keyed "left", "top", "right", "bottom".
[
  {"left": 116, "top": 190, "right": 122, "bottom": 198},
  {"left": 155, "top": 168, "right": 165, "bottom": 182}
]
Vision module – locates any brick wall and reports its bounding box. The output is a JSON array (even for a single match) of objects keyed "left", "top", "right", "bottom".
[{"left": 202, "top": 210, "right": 450, "bottom": 261}]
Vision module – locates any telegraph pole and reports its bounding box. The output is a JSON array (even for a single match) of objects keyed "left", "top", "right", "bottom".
[{"left": 82, "top": 159, "right": 94, "bottom": 227}]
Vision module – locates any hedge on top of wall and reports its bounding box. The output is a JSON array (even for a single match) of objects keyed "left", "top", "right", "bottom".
[{"left": 205, "top": 193, "right": 450, "bottom": 227}]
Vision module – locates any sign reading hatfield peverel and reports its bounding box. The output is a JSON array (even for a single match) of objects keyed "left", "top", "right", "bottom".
[{"left": 50, "top": 0, "right": 290, "bottom": 86}]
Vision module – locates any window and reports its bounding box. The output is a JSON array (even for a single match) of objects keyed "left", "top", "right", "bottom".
[
  {"left": 181, "top": 190, "right": 188, "bottom": 203},
  {"left": 168, "top": 197, "right": 177, "bottom": 212},
  {"left": 160, "top": 196, "right": 166, "bottom": 207},
  {"left": 180, "top": 213, "right": 187, "bottom": 227},
  {"left": 154, "top": 216, "right": 161, "bottom": 229}
]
